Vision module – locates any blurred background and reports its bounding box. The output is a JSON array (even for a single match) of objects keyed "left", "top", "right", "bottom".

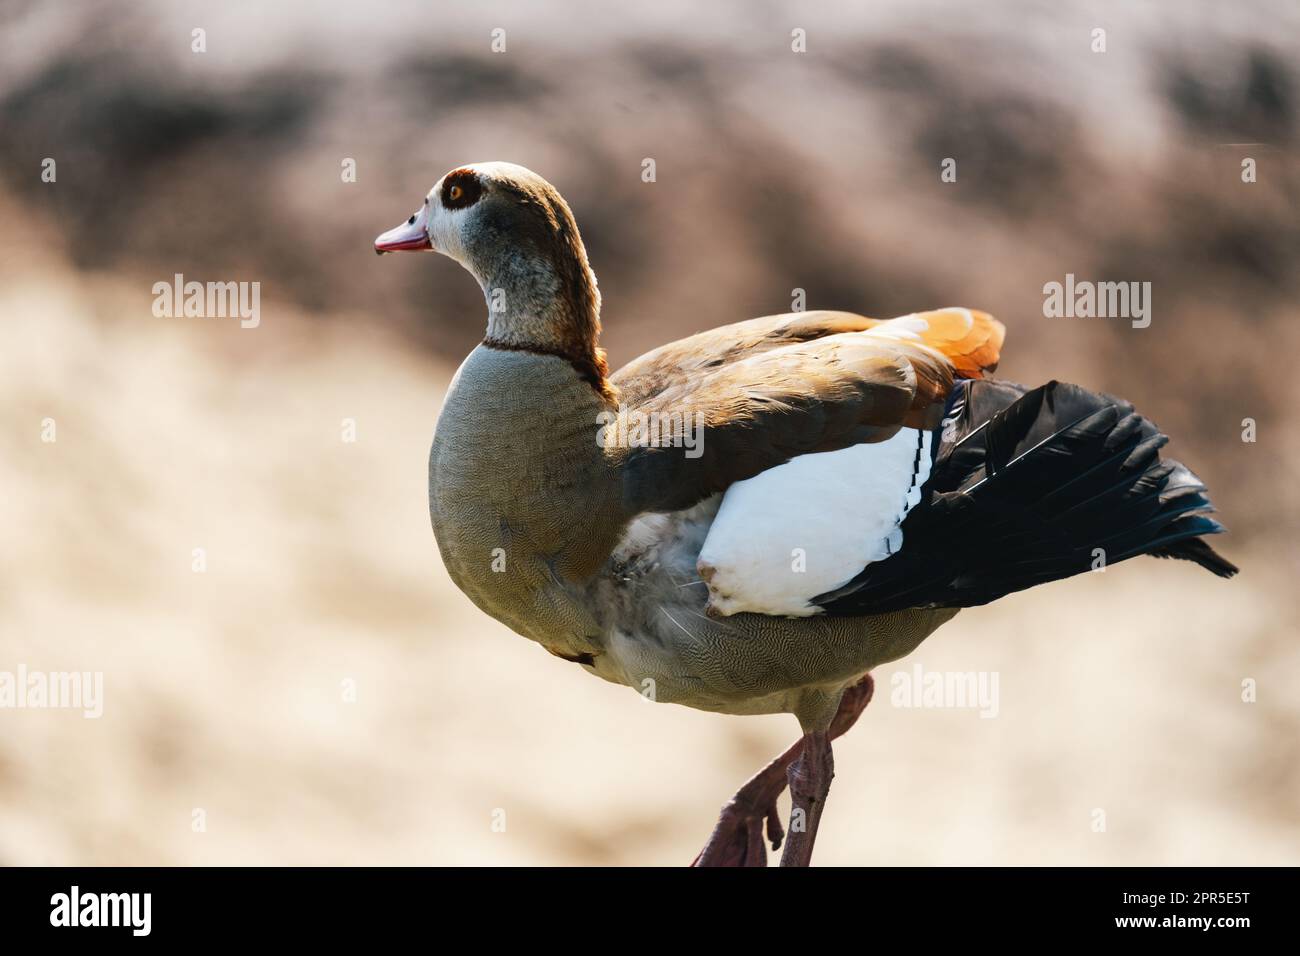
[{"left": 1, "top": 0, "right": 1297, "bottom": 865}]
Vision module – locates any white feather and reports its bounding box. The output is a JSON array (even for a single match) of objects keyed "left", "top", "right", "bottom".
[{"left": 697, "top": 427, "right": 932, "bottom": 617}]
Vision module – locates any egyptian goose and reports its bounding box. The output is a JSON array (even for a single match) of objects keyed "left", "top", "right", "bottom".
[{"left": 376, "top": 162, "right": 1237, "bottom": 866}]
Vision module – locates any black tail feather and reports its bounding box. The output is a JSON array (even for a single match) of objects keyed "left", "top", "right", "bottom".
[
  {"left": 1149, "top": 528, "right": 1239, "bottom": 578},
  {"left": 816, "top": 379, "right": 1237, "bottom": 614}
]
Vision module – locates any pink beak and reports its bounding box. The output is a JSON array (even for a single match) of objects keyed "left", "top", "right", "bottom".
[{"left": 375, "top": 205, "right": 433, "bottom": 255}]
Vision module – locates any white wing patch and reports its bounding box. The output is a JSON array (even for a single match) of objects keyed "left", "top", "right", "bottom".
[{"left": 697, "top": 428, "right": 932, "bottom": 617}]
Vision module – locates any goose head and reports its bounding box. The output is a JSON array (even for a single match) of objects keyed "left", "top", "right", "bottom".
[{"left": 375, "top": 162, "right": 605, "bottom": 382}]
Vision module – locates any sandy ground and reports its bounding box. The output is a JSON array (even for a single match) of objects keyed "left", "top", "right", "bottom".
[{"left": 2, "top": 249, "right": 1296, "bottom": 866}]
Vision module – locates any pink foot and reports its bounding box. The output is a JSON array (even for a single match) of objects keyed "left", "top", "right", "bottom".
[{"left": 692, "top": 673, "right": 874, "bottom": 867}]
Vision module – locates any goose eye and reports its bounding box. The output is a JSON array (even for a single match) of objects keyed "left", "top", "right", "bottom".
[{"left": 440, "top": 170, "right": 482, "bottom": 208}]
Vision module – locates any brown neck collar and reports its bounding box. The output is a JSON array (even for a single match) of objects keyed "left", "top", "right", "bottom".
[{"left": 482, "top": 336, "right": 614, "bottom": 402}]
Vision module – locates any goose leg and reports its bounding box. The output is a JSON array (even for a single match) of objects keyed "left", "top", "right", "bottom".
[
  {"left": 692, "top": 673, "right": 873, "bottom": 867},
  {"left": 778, "top": 730, "right": 833, "bottom": 867}
]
